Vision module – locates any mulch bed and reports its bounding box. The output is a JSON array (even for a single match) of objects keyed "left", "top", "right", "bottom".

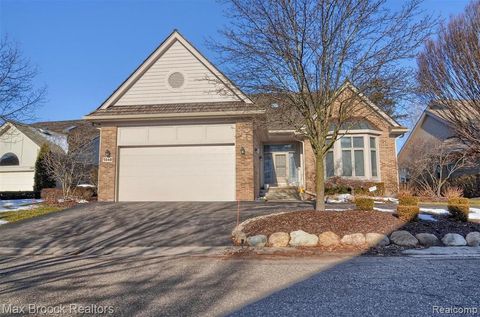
[{"left": 242, "top": 210, "right": 480, "bottom": 238}]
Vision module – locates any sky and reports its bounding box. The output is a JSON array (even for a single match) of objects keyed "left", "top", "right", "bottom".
[{"left": 0, "top": 0, "right": 472, "bottom": 124}]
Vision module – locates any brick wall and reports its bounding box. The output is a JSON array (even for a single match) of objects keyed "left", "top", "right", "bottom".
[
  {"left": 302, "top": 96, "right": 401, "bottom": 195},
  {"left": 98, "top": 126, "right": 117, "bottom": 201},
  {"left": 236, "top": 120, "right": 255, "bottom": 200}
]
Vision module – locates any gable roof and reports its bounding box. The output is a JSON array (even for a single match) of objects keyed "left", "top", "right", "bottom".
[
  {"left": 96, "top": 30, "right": 252, "bottom": 111},
  {"left": 254, "top": 82, "right": 407, "bottom": 133},
  {"left": 0, "top": 120, "right": 99, "bottom": 153}
]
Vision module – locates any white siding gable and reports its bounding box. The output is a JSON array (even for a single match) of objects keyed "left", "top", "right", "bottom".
[
  {"left": 114, "top": 39, "right": 241, "bottom": 106},
  {"left": 0, "top": 124, "right": 39, "bottom": 169}
]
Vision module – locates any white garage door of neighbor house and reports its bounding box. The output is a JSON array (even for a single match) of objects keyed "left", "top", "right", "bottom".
[{"left": 117, "top": 145, "right": 236, "bottom": 201}]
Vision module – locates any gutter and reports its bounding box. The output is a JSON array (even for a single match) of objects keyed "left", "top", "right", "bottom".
[{"left": 84, "top": 110, "right": 266, "bottom": 122}]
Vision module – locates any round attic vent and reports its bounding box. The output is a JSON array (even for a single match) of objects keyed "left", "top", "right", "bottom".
[{"left": 167, "top": 72, "right": 185, "bottom": 89}]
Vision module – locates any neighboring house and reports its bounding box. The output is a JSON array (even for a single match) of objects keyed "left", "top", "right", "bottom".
[
  {"left": 85, "top": 30, "right": 407, "bottom": 202},
  {"left": 398, "top": 103, "right": 480, "bottom": 183},
  {"left": 0, "top": 120, "right": 99, "bottom": 192}
]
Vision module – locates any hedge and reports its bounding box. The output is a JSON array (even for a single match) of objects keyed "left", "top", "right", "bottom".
[
  {"left": 448, "top": 198, "right": 470, "bottom": 222},
  {"left": 397, "top": 205, "right": 420, "bottom": 222},
  {"left": 355, "top": 197, "right": 374, "bottom": 211}
]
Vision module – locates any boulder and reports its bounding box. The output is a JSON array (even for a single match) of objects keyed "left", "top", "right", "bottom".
[
  {"left": 289, "top": 230, "right": 319, "bottom": 247},
  {"left": 442, "top": 233, "right": 467, "bottom": 246},
  {"left": 232, "top": 230, "right": 247, "bottom": 245},
  {"left": 269, "top": 232, "right": 290, "bottom": 247},
  {"left": 415, "top": 233, "right": 440, "bottom": 247},
  {"left": 247, "top": 235, "right": 267, "bottom": 248},
  {"left": 466, "top": 232, "right": 480, "bottom": 247},
  {"left": 341, "top": 233, "right": 366, "bottom": 246},
  {"left": 390, "top": 231, "right": 418, "bottom": 247},
  {"left": 365, "top": 233, "right": 389, "bottom": 247},
  {"left": 318, "top": 231, "right": 340, "bottom": 247}
]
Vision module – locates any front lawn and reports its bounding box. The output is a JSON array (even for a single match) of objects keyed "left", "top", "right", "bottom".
[{"left": 0, "top": 204, "right": 64, "bottom": 223}]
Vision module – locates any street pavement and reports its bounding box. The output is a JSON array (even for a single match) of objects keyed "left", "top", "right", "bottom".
[{"left": 1, "top": 254, "right": 479, "bottom": 316}]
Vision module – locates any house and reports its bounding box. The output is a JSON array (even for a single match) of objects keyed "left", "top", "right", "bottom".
[
  {"left": 85, "top": 30, "right": 407, "bottom": 202},
  {"left": 0, "top": 120, "right": 99, "bottom": 192},
  {"left": 398, "top": 103, "right": 480, "bottom": 183}
]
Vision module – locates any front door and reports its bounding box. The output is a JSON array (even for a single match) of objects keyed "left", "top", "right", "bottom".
[{"left": 273, "top": 153, "right": 287, "bottom": 186}]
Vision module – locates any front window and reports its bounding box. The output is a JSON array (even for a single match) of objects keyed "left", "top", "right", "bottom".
[
  {"left": 0, "top": 152, "right": 19, "bottom": 166},
  {"left": 325, "top": 135, "right": 379, "bottom": 179},
  {"left": 341, "top": 136, "right": 365, "bottom": 177}
]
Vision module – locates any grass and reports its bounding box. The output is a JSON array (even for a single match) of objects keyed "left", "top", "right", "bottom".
[{"left": 0, "top": 204, "right": 64, "bottom": 223}]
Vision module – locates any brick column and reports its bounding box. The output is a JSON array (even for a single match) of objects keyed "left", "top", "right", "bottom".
[
  {"left": 236, "top": 120, "right": 255, "bottom": 200},
  {"left": 98, "top": 126, "right": 117, "bottom": 201}
]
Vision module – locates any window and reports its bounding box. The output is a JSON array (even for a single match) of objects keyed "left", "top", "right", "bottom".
[
  {"left": 370, "top": 137, "right": 378, "bottom": 177},
  {"left": 326, "top": 151, "right": 334, "bottom": 177},
  {"left": 341, "top": 136, "right": 365, "bottom": 177},
  {"left": 0, "top": 153, "right": 19, "bottom": 166}
]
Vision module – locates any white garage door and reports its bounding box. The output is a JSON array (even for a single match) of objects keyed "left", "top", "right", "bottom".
[
  {"left": 0, "top": 171, "right": 34, "bottom": 191},
  {"left": 118, "top": 145, "right": 235, "bottom": 201}
]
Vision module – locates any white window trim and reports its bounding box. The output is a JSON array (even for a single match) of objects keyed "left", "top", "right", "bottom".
[{"left": 325, "top": 134, "right": 381, "bottom": 181}]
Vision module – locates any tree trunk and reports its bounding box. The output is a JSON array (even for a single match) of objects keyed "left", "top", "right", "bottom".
[{"left": 315, "top": 153, "right": 326, "bottom": 211}]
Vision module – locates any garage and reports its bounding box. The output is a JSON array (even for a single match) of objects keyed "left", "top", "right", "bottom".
[{"left": 116, "top": 124, "right": 236, "bottom": 201}]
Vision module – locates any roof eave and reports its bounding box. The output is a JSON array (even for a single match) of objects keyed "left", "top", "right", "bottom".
[{"left": 84, "top": 110, "right": 266, "bottom": 122}]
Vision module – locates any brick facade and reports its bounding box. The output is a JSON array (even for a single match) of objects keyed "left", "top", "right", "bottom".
[
  {"left": 235, "top": 120, "right": 256, "bottom": 200},
  {"left": 98, "top": 126, "right": 117, "bottom": 201},
  {"left": 302, "top": 105, "right": 400, "bottom": 195}
]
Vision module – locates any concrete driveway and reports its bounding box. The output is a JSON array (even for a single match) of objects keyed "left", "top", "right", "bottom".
[{"left": 0, "top": 201, "right": 312, "bottom": 254}]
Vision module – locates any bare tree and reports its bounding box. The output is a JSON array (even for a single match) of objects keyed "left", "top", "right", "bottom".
[
  {"left": 0, "top": 36, "right": 46, "bottom": 123},
  {"left": 400, "top": 140, "right": 474, "bottom": 197},
  {"left": 212, "top": 0, "right": 434, "bottom": 210},
  {"left": 417, "top": 0, "right": 480, "bottom": 155},
  {"left": 43, "top": 130, "right": 97, "bottom": 200}
]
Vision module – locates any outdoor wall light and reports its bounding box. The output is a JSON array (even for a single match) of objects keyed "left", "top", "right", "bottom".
[{"left": 240, "top": 147, "right": 246, "bottom": 155}]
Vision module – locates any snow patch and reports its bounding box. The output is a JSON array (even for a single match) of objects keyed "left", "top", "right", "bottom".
[
  {"left": 419, "top": 208, "right": 450, "bottom": 215},
  {"left": 418, "top": 214, "right": 437, "bottom": 222},
  {"left": 0, "top": 199, "right": 42, "bottom": 212},
  {"left": 469, "top": 213, "right": 480, "bottom": 220},
  {"left": 0, "top": 220, "right": 8, "bottom": 225}
]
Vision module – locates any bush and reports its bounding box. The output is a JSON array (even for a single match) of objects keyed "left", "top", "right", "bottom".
[
  {"left": 448, "top": 204, "right": 470, "bottom": 222},
  {"left": 448, "top": 197, "right": 469, "bottom": 205},
  {"left": 0, "top": 191, "right": 39, "bottom": 200},
  {"left": 326, "top": 177, "right": 385, "bottom": 196},
  {"left": 397, "top": 205, "right": 420, "bottom": 221},
  {"left": 73, "top": 186, "right": 95, "bottom": 201},
  {"left": 442, "top": 186, "right": 463, "bottom": 199},
  {"left": 355, "top": 197, "right": 374, "bottom": 211},
  {"left": 448, "top": 197, "right": 470, "bottom": 222},
  {"left": 448, "top": 174, "right": 480, "bottom": 198},
  {"left": 40, "top": 188, "right": 63, "bottom": 204},
  {"left": 33, "top": 144, "right": 56, "bottom": 192},
  {"left": 398, "top": 195, "right": 419, "bottom": 206}
]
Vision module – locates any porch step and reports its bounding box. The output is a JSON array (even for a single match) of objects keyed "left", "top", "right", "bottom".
[{"left": 264, "top": 187, "right": 302, "bottom": 201}]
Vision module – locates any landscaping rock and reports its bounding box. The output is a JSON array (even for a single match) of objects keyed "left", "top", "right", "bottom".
[
  {"left": 390, "top": 231, "right": 418, "bottom": 247},
  {"left": 365, "top": 233, "right": 389, "bottom": 247},
  {"left": 247, "top": 235, "right": 267, "bottom": 248},
  {"left": 289, "top": 230, "right": 319, "bottom": 247},
  {"left": 318, "top": 231, "right": 340, "bottom": 247},
  {"left": 341, "top": 233, "right": 366, "bottom": 246},
  {"left": 466, "top": 232, "right": 480, "bottom": 247},
  {"left": 232, "top": 230, "right": 247, "bottom": 245},
  {"left": 442, "top": 233, "right": 467, "bottom": 246},
  {"left": 415, "top": 233, "right": 440, "bottom": 247},
  {"left": 269, "top": 232, "right": 290, "bottom": 247}
]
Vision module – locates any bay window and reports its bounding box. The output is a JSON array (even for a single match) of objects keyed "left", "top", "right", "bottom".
[{"left": 325, "top": 135, "right": 379, "bottom": 180}]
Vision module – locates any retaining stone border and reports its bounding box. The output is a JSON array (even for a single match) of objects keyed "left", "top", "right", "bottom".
[{"left": 233, "top": 217, "right": 480, "bottom": 249}]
